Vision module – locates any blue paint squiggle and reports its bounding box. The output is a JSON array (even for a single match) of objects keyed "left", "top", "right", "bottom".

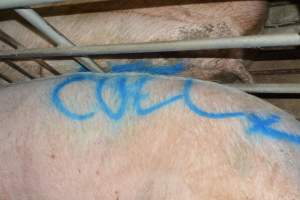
[
  {"left": 183, "top": 80, "right": 245, "bottom": 119},
  {"left": 132, "top": 77, "right": 183, "bottom": 115},
  {"left": 111, "top": 61, "right": 185, "bottom": 75},
  {"left": 246, "top": 114, "right": 300, "bottom": 144},
  {"left": 51, "top": 73, "right": 300, "bottom": 146},
  {"left": 52, "top": 75, "right": 98, "bottom": 120},
  {"left": 96, "top": 77, "right": 129, "bottom": 120}
]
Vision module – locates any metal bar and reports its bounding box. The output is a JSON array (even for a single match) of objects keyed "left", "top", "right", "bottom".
[
  {"left": 0, "top": 29, "right": 60, "bottom": 75},
  {"left": 1, "top": 33, "right": 300, "bottom": 59},
  {"left": 0, "top": 73, "right": 13, "bottom": 83},
  {"left": 36, "top": 60, "right": 60, "bottom": 75},
  {"left": 14, "top": 8, "right": 103, "bottom": 72},
  {"left": 4, "top": 61, "right": 35, "bottom": 79},
  {"left": 0, "top": 30, "right": 20, "bottom": 49},
  {"left": 227, "top": 83, "right": 300, "bottom": 94},
  {"left": 0, "top": 0, "right": 62, "bottom": 10},
  {"left": 34, "top": 0, "right": 110, "bottom": 7},
  {"left": 250, "top": 68, "right": 300, "bottom": 76}
]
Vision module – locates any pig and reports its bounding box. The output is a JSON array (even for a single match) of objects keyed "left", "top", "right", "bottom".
[
  {"left": 0, "top": 0, "right": 268, "bottom": 85},
  {"left": 0, "top": 72, "right": 300, "bottom": 199}
]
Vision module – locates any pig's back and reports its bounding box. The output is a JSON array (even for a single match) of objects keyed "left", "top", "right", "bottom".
[{"left": 0, "top": 73, "right": 300, "bottom": 200}]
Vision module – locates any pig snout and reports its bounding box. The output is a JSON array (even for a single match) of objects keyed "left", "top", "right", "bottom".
[{"left": 0, "top": 73, "right": 300, "bottom": 199}]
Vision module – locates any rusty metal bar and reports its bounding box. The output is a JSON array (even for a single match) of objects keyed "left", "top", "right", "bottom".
[
  {"left": 0, "top": 29, "right": 60, "bottom": 75},
  {"left": 0, "top": 30, "right": 20, "bottom": 49},
  {"left": 4, "top": 61, "right": 35, "bottom": 79},
  {"left": 15, "top": 8, "right": 103, "bottom": 72},
  {"left": 0, "top": 73, "right": 13, "bottom": 83},
  {"left": 1, "top": 33, "right": 300, "bottom": 59}
]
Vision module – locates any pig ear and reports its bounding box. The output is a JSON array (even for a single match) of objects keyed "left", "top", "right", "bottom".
[{"left": 216, "top": 59, "right": 254, "bottom": 83}]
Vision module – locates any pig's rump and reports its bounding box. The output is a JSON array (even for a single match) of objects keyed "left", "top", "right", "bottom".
[{"left": 0, "top": 73, "right": 300, "bottom": 199}]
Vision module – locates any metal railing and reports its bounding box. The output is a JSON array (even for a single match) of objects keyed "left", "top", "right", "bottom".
[
  {"left": 1, "top": 33, "right": 299, "bottom": 59},
  {"left": 0, "top": 0, "right": 300, "bottom": 94},
  {"left": 0, "top": 0, "right": 62, "bottom": 10}
]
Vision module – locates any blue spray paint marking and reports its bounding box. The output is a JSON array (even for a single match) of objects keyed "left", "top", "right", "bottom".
[
  {"left": 183, "top": 80, "right": 300, "bottom": 145},
  {"left": 246, "top": 114, "right": 300, "bottom": 144},
  {"left": 111, "top": 61, "right": 185, "bottom": 75},
  {"left": 96, "top": 77, "right": 129, "bottom": 120},
  {"left": 132, "top": 76, "right": 183, "bottom": 115},
  {"left": 52, "top": 74, "right": 183, "bottom": 121},
  {"left": 183, "top": 80, "right": 245, "bottom": 119},
  {"left": 51, "top": 73, "right": 300, "bottom": 146},
  {"left": 52, "top": 75, "right": 99, "bottom": 120}
]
